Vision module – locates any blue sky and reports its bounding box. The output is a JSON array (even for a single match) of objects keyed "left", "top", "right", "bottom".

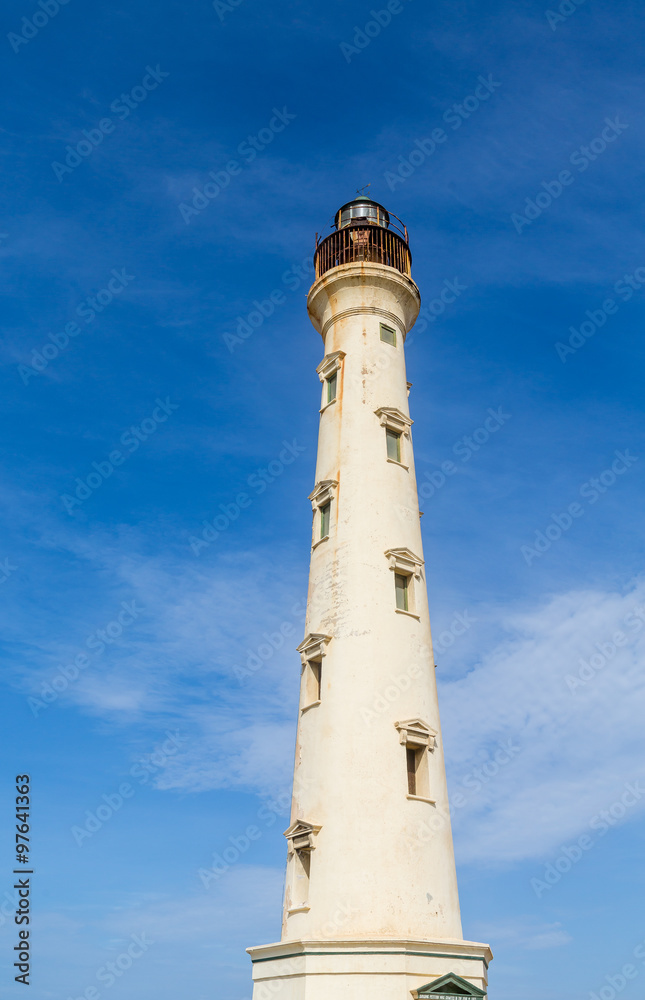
[{"left": 1, "top": 0, "right": 644, "bottom": 997}]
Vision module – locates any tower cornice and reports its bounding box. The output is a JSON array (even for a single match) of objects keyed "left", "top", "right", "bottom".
[{"left": 307, "top": 262, "right": 420, "bottom": 340}]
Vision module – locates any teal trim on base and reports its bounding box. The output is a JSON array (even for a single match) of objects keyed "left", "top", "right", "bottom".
[{"left": 251, "top": 949, "right": 488, "bottom": 969}]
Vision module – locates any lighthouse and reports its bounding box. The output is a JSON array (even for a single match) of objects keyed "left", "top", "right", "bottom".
[{"left": 247, "top": 198, "right": 492, "bottom": 999}]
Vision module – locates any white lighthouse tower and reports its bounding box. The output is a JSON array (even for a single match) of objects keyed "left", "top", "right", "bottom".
[{"left": 247, "top": 198, "right": 492, "bottom": 999}]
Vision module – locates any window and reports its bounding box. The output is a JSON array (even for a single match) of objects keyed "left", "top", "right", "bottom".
[
  {"left": 293, "top": 848, "right": 311, "bottom": 906},
  {"left": 386, "top": 428, "right": 401, "bottom": 463},
  {"left": 308, "top": 481, "right": 337, "bottom": 548},
  {"left": 297, "top": 634, "right": 331, "bottom": 711},
  {"left": 304, "top": 659, "right": 322, "bottom": 706},
  {"left": 317, "top": 351, "right": 345, "bottom": 410},
  {"left": 375, "top": 408, "right": 412, "bottom": 469},
  {"left": 395, "top": 720, "right": 436, "bottom": 802},
  {"left": 407, "top": 747, "right": 419, "bottom": 796},
  {"left": 320, "top": 502, "right": 330, "bottom": 539},
  {"left": 405, "top": 744, "right": 429, "bottom": 798},
  {"left": 312, "top": 661, "right": 322, "bottom": 701},
  {"left": 380, "top": 323, "right": 396, "bottom": 346},
  {"left": 395, "top": 573, "right": 409, "bottom": 611},
  {"left": 284, "top": 821, "right": 320, "bottom": 912},
  {"left": 385, "top": 548, "right": 424, "bottom": 617}
]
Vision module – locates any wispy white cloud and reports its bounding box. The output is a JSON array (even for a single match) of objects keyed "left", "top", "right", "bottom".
[
  {"left": 101, "top": 864, "right": 283, "bottom": 943},
  {"left": 473, "top": 916, "right": 572, "bottom": 951},
  {"left": 4, "top": 493, "right": 645, "bottom": 866},
  {"left": 442, "top": 580, "right": 645, "bottom": 864},
  {"left": 31, "top": 867, "right": 283, "bottom": 1000}
]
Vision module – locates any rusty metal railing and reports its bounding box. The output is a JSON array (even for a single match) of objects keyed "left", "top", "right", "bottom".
[{"left": 314, "top": 224, "right": 412, "bottom": 279}]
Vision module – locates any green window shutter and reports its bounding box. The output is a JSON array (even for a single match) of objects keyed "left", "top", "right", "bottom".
[
  {"left": 327, "top": 372, "right": 337, "bottom": 402},
  {"left": 406, "top": 747, "right": 417, "bottom": 795},
  {"left": 395, "top": 573, "right": 408, "bottom": 611},
  {"left": 320, "top": 502, "right": 330, "bottom": 538},
  {"left": 380, "top": 323, "right": 396, "bottom": 346},
  {"left": 386, "top": 429, "right": 401, "bottom": 462}
]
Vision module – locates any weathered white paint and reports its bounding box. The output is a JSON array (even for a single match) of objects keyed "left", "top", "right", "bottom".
[{"left": 247, "top": 260, "right": 491, "bottom": 997}]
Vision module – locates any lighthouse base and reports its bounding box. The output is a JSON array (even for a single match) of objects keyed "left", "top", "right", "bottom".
[{"left": 247, "top": 937, "right": 492, "bottom": 999}]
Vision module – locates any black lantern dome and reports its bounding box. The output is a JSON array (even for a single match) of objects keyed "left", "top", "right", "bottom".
[{"left": 334, "top": 197, "right": 390, "bottom": 231}]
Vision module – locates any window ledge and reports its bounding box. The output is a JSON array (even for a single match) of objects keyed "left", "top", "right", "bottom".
[
  {"left": 406, "top": 794, "right": 436, "bottom": 805},
  {"left": 387, "top": 458, "right": 409, "bottom": 471},
  {"left": 301, "top": 700, "right": 321, "bottom": 714},
  {"left": 395, "top": 608, "right": 421, "bottom": 621},
  {"left": 312, "top": 534, "right": 329, "bottom": 551},
  {"left": 287, "top": 905, "right": 310, "bottom": 915},
  {"left": 319, "top": 399, "right": 337, "bottom": 414}
]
